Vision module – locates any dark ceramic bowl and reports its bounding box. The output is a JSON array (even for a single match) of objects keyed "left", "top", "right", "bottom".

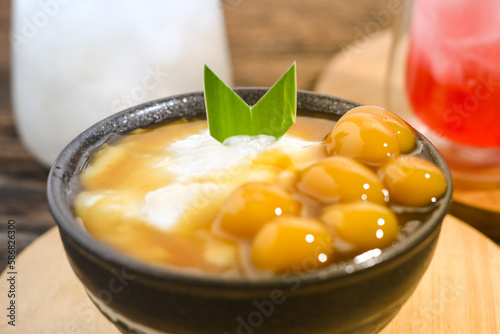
[{"left": 47, "top": 89, "right": 452, "bottom": 334}]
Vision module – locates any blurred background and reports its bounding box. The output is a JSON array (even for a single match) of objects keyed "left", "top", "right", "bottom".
[{"left": 0, "top": 0, "right": 394, "bottom": 271}]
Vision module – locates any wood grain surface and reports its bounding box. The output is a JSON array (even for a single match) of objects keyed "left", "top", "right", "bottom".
[
  {"left": 1, "top": 216, "right": 499, "bottom": 333},
  {"left": 0, "top": 0, "right": 393, "bottom": 272}
]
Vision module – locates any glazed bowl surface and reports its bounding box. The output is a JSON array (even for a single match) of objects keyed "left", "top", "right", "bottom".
[{"left": 47, "top": 89, "right": 453, "bottom": 334}]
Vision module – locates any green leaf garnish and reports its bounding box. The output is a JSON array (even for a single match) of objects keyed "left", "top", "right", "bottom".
[{"left": 204, "top": 63, "right": 297, "bottom": 143}]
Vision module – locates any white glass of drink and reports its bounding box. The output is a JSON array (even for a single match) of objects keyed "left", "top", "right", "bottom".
[{"left": 11, "top": 0, "right": 233, "bottom": 167}]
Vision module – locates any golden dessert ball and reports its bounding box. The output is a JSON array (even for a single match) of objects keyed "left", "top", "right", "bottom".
[
  {"left": 297, "top": 156, "right": 387, "bottom": 205},
  {"left": 378, "top": 156, "right": 447, "bottom": 207},
  {"left": 320, "top": 201, "right": 399, "bottom": 252},
  {"left": 218, "top": 183, "right": 301, "bottom": 238},
  {"left": 251, "top": 217, "right": 334, "bottom": 273},
  {"left": 346, "top": 105, "right": 416, "bottom": 153},
  {"left": 325, "top": 113, "right": 400, "bottom": 164}
]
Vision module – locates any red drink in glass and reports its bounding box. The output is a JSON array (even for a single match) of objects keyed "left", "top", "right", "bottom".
[{"left": 405, "top": 0, "right": 500, "bottom": 172}]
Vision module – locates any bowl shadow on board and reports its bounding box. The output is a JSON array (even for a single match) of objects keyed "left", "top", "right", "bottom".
[{"left": 47, "top": 89, "right": 453, "bottom": 334}]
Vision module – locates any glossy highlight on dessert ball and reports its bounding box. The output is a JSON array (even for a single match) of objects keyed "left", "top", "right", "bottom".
[
  {"left": 297, "top": 156, "right": 386, "bottom": 205},
  {"left": 217, "top": 182, "right": 301, "bottom": 238},
  {"left": 325, "top": 113, "right": 400, "bottom": 164},
  {"left": 378, "top": 155, "right": 447, "bottom": 207},
  {"left": 346, "top": 105, "right": 416, "bottom": 153},
  {"left": 251, "top": 217, "right": 334, "bottom": 273},
  {"left": 321, "top": 201, "right": 399, "bottom": 252}
]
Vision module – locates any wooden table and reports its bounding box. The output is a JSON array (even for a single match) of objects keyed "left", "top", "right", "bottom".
[{"left": 0, "top": 0, "right": 393, "bottom": 271}]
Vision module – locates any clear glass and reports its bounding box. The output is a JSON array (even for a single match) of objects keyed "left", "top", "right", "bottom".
[
  {"left": 11, "top": 0, "right": 232, "bottom": 167},
  {"left": 387, "top": 0, "right": 500, "bottom": 187}
]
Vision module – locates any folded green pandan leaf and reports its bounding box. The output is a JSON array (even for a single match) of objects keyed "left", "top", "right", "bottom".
[{"left": 204, "top": 63, "right": 297, "bottom": 143}]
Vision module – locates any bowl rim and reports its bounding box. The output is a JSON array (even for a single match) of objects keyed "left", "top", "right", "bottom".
[{"left": 47, "top": 88, "right": 453, "bottom": 289}]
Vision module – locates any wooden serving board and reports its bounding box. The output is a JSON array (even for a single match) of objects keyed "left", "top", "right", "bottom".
[
  {"left": 314, "top": 30, "right": 500, "bottom": 241},
  {"left": 0, "top": 216, "right": 499, "bottom": 333}
]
